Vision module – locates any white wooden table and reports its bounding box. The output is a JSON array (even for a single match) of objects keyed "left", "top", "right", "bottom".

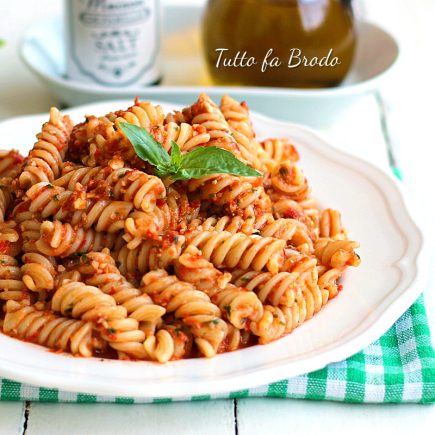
[{"left": 0, "top": 1, "right": 434, "bottom": 434}]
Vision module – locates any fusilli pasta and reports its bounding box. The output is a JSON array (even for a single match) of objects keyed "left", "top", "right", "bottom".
[
  {"left": 0, "top": 94, "right": 360, "bottom": 362},
  {"left": 141, "top": 270, "right": 227, "bottom": 358},
  {"left": 3, "top": 301, "right": 97, "bottom": 357},
  {"left": 19, "top": 108, "right": 73, "bottom": 189}
]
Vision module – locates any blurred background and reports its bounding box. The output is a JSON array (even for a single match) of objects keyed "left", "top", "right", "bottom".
[
  {"left": 0, "top": 0, "right": 434, "bottom": 260},
  {"left": 1, "top": 3, "right": 434, "bottom": 217}
]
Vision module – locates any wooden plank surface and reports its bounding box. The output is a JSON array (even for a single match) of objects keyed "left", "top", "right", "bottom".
[
  {"left": 237, "top": 399, "right": 435, "bottom": 435},
  {"left": 26, "top": 401, "right": 235, "bottom": 435},
  {"left": 0, "top": 402, "right": 25, "bottom": 435}
]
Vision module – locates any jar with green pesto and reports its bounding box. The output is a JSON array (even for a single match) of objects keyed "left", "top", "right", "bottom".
[{"left": 202, "top": 0, "right": 356, "bottom": 88}]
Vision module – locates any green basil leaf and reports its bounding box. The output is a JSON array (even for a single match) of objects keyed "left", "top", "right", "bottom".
[
  {"left": 174, "top": 146, "right": 261, "bottom": 180},
  {"left": 170, "top": 140, "right": 182, "bottom": 169},
  {"left": 154, "top": 164, "right": 172, "bottom": 178},
  {"left": 119, "top": 123, "right": 170, "bottom": 167},
  {"left": 122, "top": 123, "right": 261, "bottom": 181}
]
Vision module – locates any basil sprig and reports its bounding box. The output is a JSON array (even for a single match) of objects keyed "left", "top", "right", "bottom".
[{"left": 119, "top": 123, "right": 261, "bottom": 181}]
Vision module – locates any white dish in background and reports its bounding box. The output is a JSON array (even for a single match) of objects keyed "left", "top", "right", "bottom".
[
  {"left": 20, "top": 5, "right": 399, "bottom": 127},
  {"left": 0, "top": 100, "right": 424, "bottom": 399}
]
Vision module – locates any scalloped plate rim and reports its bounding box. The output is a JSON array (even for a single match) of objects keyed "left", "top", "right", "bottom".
[{"left": 0, "top": 100, "right": 425, "bottom": 399}]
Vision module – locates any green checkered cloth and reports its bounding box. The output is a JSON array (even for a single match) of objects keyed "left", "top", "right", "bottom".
[{"left": 1, "top": 294, "right": 434, "bottom": 404}]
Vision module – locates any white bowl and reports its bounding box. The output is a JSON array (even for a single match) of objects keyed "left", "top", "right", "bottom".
[
  {"left": 20, "top": 8, "right": 399, "bottom": 127},
  {"left": 0, "top": 100, "right": 424, "bottom": 398}
]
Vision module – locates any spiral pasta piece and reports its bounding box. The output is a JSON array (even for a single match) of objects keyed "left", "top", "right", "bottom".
[
  {"left": 151, "top": 186, "right": 200, "bottom": 233},
  {"left": 174, "top": 245, "right": 262, "bottom": 328},
  {"left": 232, "top": 270, "right": 301, "bottom": 307},
  {"left": 123, "top": 186, "right": 200, "bottom": 247},
  {"left": 26, "top": 182, "right": 133, "bottom": 233},
  {"left": 19, "top": 108, "right": 73, "bottom": 189},
  {"left": 144, "top": 324, "right": 193, "bottom": 363},
  {"left": 256, "top": 214, "right": 312, "bottom": 246},
  {"left": 269, "top": 161, "right": 310, "bottom": 203},
  {"left": 99, "top": 317, "right": 147, "bottom": 359},
  {"left": 54, "top": 269, "right": 83, "bottom": 288},
  {"left": 144, "top": 329, "right": 175, "bottom": 363},
  {"left": 187, "top": 174, "right": 271, "bottom": 216},
  {"left": 211, "top": 285, "right": 263, "bottom": 329},
  {"left": 314, "top": 238, "right": 361, "bottom": 269},
  {"left": 0, "top": 221, "right": 21, "bottom": 257},
  {"left": 272, "top": 197, "right": 313, "bottom": 224},
  {"left": 11, "top": 199, "right": 33, "bottom": 224},
  {"left": 298, "top": 198, "right": 320, "bottom": 237},
  {"left": 78, "top": 250, "right": 165, "bottom": 323},
  {"left": 21, "top": 253, "right": 57, "bottom": 292},
  {"left": 320, "top": 209, "right": 347, "bottom": 240},
  {"left": 0, "top": 184, "right": 11, "bottom": 223},
  {"left": 220, "top": 95, "right": 271, "bottom": 170},
  {"left": 3, "top": 301, "right": 96, "bottom": 357},
  {"left": 175, "top": 245, "right": 231, "bottom": 297},
  {"left": 185, "top": 94, "right": 250, "bottom": 161},
  {"left": 157, "top": 122, "right": 211, "bottom": 152},
  {"left": 141, "top": 270, "right": 227, "bottom": 357},
  {"left": 17, "top": 218, "right": 41, "bottom": 254},
  {"left": 51, "top": 280, "right": 126, "bottom": 322},
  {"left": 113, "top": 236, "right": 185, "bottom": 277},
  {"left": 54, "top": 164, "right": 104, "bottom": 190},
  {"left": 122, "top": 210, "right": 164, "bottom": 249},
  {"left": 265, "top": 270, "right": 326, "bottom": 336},
  {"left": 0, "top": 150, "right": 25, "bottom": 179},
  {"left": 36, "top": 220, "right": 117, "bottom": 257},
  {"left": 300, "top": 268, "right": 325, "bottom": 317},
  {"left": 250, "top": 305, "right": 287, "bottom": 344},
  {"left": 110, "top": 170, "right": 166, "bottom": 211},
  {"left": 55, "top": 166, "right": 166, "bottom": 213},
  {"left": 188, "top": 215, "right": 255, "bottom": 235},
  {"left": 0, "top": 255, "right": 30, "bottom": 306},
  {"left": 275, "top": 296, "right": 315, "bottom": 336},
  {"left": 52, "top": 281, "right": 147, "bottom": 358},
  {"left": 141, "top": 271, "right": 220, "bottom": 319},
  {"left": 110, "top": 100, "right": 165, "bottom": 128},
  {"left": 175, "top": 247, "right": 261, "bottom": 326},
  {"left": 105, "top": 169, "right": 166, "bottom": 212},
  {"left": 221, "top": 324, "right": 252, "bottom": 352},
  {"left": 50, "top": 168, "right": 166, "bottom": 249},
  {"left": 280, "top": 252, "right": 318, "bottom": 274},
  {"left": 50, "top": 262, "right": 143, "bottom": 359},
  {"left": 260, "top": 138, "right": 299, "bottom": 165},
  {"left": 288, "top": 269, "right": 329, "bottom": 327},
  {"left": 318, "top": 267, "right": 343, "bottom": 300},
  {"left": 192, "top": 213, "right": 313, "bottom": 250},
  {"left": 68, "top": 100, "right": 165, "bottom": 168},
  {"left": 187, "top": 230, "right": 286, "bottom": 274},
  {"left": 219, "top": 96, "right": 255, "bottom": 146}
]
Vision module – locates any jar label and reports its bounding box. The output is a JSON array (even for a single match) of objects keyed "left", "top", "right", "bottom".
[{"left": 66, "top": 0, "right": 161, "bottom": 87}]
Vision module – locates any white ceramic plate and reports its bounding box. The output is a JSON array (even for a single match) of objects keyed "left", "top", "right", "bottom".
[
  {"left": 20, "top": 5, "right": 399, "bottom": 126},
  {"left": 0, "top": 100, "right": 424, "bottom": 398}
]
